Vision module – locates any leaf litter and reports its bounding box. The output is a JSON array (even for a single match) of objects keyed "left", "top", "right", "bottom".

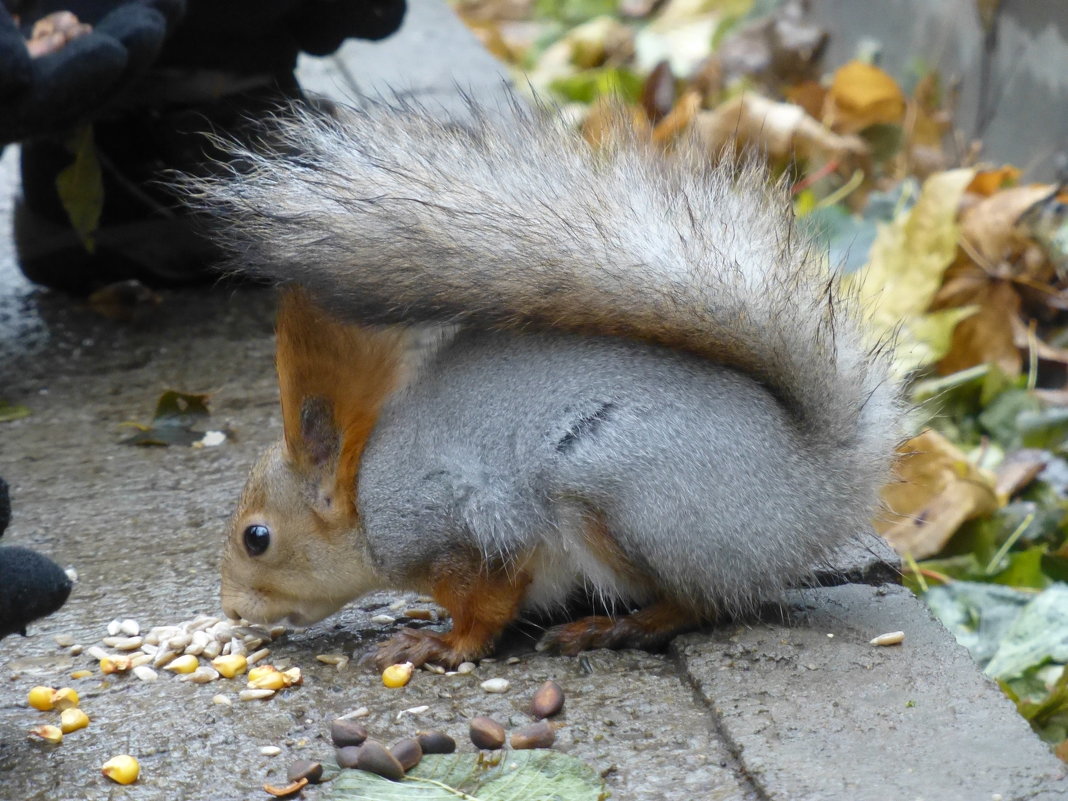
[{"left": 121, "top": 390, "right": 230, "bottom": 447}]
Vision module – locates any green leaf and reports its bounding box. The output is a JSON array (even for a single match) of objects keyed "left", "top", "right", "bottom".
[
  {"left": 984, "top": 583, "right": 1068, "bottom": 679},
  {"left": 0, "top": 400, "right": 30, "bottom": 422},
  {"left": 989, "top": 546, "right": 1050, "bottom": 590},
  {"left": 1018, "top": 406, "right": 1068, "bottom": 451},
  {"left": 534, "top": 0, "right": 618, "bottom": 25},
  {"left": 55, "top": 124, "right": 104, "bottom": 253},
  {"left": 859, "top": 123, "right": 903, "bottom": 163},
  {"left": 323, "top": 751, "right": 606, "bottom": 801},
  {"left": 550, "top": 67, "right": 643, "bottom": 104},
  {"left": 1002, "top": 667, "right": 1068, "bottom": 743},
  {"left": 924, "top": 581, "right": 1033, "bottom": 667},
  {"left": 977, "top": 388, "right": 1043, "bottom": 448},
  {"left": 122, "top": 391, "right": 221, "bottom": 447},
  {"left": 802, "top": 204, "right": 879, "bottom": 275}
]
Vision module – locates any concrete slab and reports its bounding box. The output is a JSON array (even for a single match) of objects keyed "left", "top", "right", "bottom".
[{"left": 675, "top": 584, "right": 1068, "bottom": 801}]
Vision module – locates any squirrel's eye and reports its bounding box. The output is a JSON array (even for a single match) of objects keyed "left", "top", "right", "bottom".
[{"left": 243, "top": 524, "right": 271, "bottom": 557}]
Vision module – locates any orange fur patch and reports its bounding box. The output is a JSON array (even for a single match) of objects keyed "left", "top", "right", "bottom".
[
  {"left": 581, "top": 507, "right": 649, "bottom": 589},
  {"left": 429, "top": 554, "right": 531, "bottom": 661},
  {"left": 275, "top": 288, "right": 409, "bottom": 515}
]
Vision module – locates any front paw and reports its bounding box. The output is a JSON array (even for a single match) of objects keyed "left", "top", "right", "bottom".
[{"left": 374, "top": 627, "right": 478, "bottom": 671}]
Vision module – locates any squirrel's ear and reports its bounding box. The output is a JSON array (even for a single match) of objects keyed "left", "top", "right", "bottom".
[
  {"left": 297, "top": 396, "right": 339, "bottom": 468},
  {"left": 273, "top": 287, "right": 411, "bottom": 510}
]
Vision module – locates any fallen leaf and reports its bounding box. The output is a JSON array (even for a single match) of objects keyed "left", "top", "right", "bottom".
[
  {"left": 968, "top": 166, "right": 1021, "bottom": 197},
  {"left": 650, "top": 90, "right": 700, "bottom": 144},
  {"left": 960, "top": 184, "right": 1055, "bottom": 269},
  {"left": 0, "top": 400, "right": 31, "bottom": 422},
  {"left": 122, "top": 391, "right": 222, "bottom": 447},
  {"left": 937, "top": 279, "right": 1022, "bottom": 376},
  {"left": 695, "top": 92, "right": 868, "bottom": 167},
  {"left": 878, "top": 428, "right": 1000, "bottom": 559},
  {"left": 850, "top": 168, "right": 976, "bottom": 369},
  {"left": 640, "top": 59, "right": 676, "bottom": 124},
  {"left": 323, "top": 750, "right": 604, "bottom": 800},
  {"left": 993, "top": 449, "right": 1048, "bottom": 499},
  {"left": 824, "top": 60, "right": 906, "bottom": 134},
  {"left": 56, "top": 124, "right": 103, "bottom": 253}
]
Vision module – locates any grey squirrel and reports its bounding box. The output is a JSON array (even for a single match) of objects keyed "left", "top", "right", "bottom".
[{"left": 186, "top": 99, "right": 902, "bottom": 668}]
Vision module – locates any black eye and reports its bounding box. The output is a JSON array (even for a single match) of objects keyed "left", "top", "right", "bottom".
[{"left": 243, "top": 524, "right": 271, "bottom": 557}]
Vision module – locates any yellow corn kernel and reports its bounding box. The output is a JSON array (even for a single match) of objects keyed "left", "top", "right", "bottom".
[
  {"left": 52, "top": 687, "right": 80, "bottom": 711},
  {"left": 59, "top": 708, "right": 90, "bottom": 734},
  {"left": 247, "top": 665, "right": 285, "bottom": 691},
  {"left": 29, "top": 724, "right": 63, "bottom": 744},
  {"left": 27, "top": 686, "right": 56, "bottom": 711},
  {"left": 101, "top": 754, "right": 140, "bottom": 785},
  {"left": 163, "top": 654, "right": 199, "bottom": 674},
  {"left": 381, "top": 662, "right": 414, "bottom": 688},
  {"left": 211, "top": 654, "right": 247, "bottom": 679}
]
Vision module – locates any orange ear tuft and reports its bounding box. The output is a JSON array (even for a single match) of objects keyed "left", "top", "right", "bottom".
[{"left": 275, "top": 288, "right": 409, "bottom": 513}]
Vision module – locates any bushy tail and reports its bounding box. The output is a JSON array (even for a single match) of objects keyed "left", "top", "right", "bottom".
[{"left": 183, "top": 98, "right": 901, "bottom": 476}]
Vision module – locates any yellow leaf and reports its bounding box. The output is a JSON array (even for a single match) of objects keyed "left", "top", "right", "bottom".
[
  {"left": 847, "top": 168, "right": 976, "bottom": 371},
  {"left": 878, "top": 429, "right": 1000, "bottom": 559},
  {"left": 55, "top": 124, "right": 103, "bottom": 253},
  {"left": 825, "top": 60, "right": 906, "bottom": 133}
]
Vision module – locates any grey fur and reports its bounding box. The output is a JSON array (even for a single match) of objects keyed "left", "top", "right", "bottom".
[
  {"left": 187, "top": 97, "right": 903, "bottom": 616},
  {"left": 360, "top": 329, "right": 874, "bottom": 615}
]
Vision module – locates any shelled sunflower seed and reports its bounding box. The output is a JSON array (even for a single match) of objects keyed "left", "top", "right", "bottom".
[{"left": 70, "top": 613, "right": 295, "bottom": 699}]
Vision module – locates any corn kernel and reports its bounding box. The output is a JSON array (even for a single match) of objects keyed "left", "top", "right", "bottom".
[
  {"left": 247, "top": 665, "right": 285, "bottom": 691},
  {"left": 164, "top": 654, "right": 199, "bottom": 674},
  {"left": 101, "top": 754, "right": 140, "bottom": 785},
  {"left": 52, "top": 688, "right": 80, "bottom": 711},
  {"left": 27, "top": 686, "right": 56, "bottom": 711},
  {"left": 29, "top": 724, "right": 63, "bottom": 744},
  {"left": 282, "top": 667, "right": 302, "bottom": 687},
  {"left": 100, "top": 655, "right": 132, "bottom": 674},
  {"left": 211, "top": 654, "right": 247, "bottom": 679},
  {"left": 59, "top": 708, "right": 89, "bottom": 733},
  {"left": 381, "top": 662, "right": 414, "bottom": 688}
]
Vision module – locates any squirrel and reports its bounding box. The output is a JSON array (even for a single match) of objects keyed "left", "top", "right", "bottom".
[{"left": 185, "top": 99, "right": 902, "bottom": 669}]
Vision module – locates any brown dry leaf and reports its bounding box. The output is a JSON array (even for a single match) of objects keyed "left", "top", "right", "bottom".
[
  {"left": 878, "top": 429, "right": 1000, "bottom": 559},
  {"left": 465, "top": 20, "right": 520, "bottom": 63},
  {"left": 824, "top": 60, "right": 906, "bottom": 134},
  {"left": 452, "top": 0, "right": 534, "bottom": 23},
  {"left": 968, "top": 166, "right": 1021, "bottom": 197},
  {"left": 582, "top": 99, "right": 650, "bottom": 150},
  {"left": 785, "top": 80, "right": 826, "bottom": 120},
  {"left": 994, "top": 449, "right": 1048, "bottom": 499},
  {"left": 937, "top": 279, "right": 1022, "bottom": 376},
  {"left": 960, "top": 184, "right": 1055, "bottom": 268},
  {"left": 641, "top": 60, "right": 676, "bottom": 124},
  {"left": 695, "top": 93, "right": 868, "bottom": 166},
  {"left": 651, "top": 91, "right": 701, "bottom": 145},
  {"left": 688, "top": 55, "right": 724, "bottom": 107}
]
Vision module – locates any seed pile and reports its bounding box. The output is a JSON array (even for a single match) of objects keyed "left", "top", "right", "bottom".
[
  {"left": 275, "top": 678, "right": 568, "bottom": 792},
  {"left": 67, "top": 614, "right": 292, "bottom": 698},
  {"left": 25, "top": 612, "right": 296, "bottom": 770}
]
